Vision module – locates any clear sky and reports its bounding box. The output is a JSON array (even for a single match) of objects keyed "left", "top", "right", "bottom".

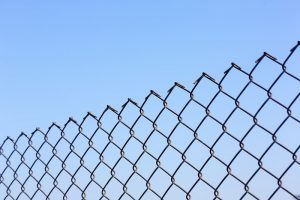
[
  {"left": 1, "top": 1, "right": 300, "bottom": 199},
  {"left": 0, "top": 1, "right": 299, "bottom": 143}
]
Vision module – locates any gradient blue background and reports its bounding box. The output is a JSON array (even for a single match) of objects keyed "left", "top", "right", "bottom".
[
  {"left": 1, "top": 1, "right": 300, "bottom": 142},
  {"left": 1, "top": 1, "right": 300, "bottom": 199}
]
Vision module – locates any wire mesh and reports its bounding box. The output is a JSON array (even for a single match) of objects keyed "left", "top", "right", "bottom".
[{"left": 1, "top": 41, "right": 300, "bottom": 200}]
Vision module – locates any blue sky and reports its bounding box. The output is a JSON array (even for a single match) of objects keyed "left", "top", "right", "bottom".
[
  {"left": 1, "top": 1, "right": 300, "bottom": 199},
  {"left": 0, "top": 1, "right": 299, "bottom": 142}
]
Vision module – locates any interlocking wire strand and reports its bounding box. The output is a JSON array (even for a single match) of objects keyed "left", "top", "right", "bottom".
[{"left": 1, "top": 41, "right": 300, "bottom": 200}]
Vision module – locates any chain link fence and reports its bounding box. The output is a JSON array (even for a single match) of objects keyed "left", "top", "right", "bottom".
[{"left": 1, "top": 42, "right": 300, "bottom": 200}]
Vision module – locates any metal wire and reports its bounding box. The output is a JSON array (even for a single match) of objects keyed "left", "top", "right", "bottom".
[{"left": 1, "top": 41, "right": 300, "bottom": 200}]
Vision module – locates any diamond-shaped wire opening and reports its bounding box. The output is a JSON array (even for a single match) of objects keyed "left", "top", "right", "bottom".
[
  {"left": 196, "top": 117, "right": 223, "bottom": 147},
  {"left": 225, "top": 108, "right": 254, "bottom": 140},
  {"left": 64, "top": 152, "right": 81, "bottom": 175},
  {"left": 145, "top": 131, "right": 167, "bottom": 159},
  {"left": 93, "top": 163, "right": 112, "bottom": 187},
  {"left": 213, "top": 133, "right": 240, "bottom": 165},
  {"left": 173, "top": 162, "right": 198, "bottom": 192},
  {"left": 208, "top": 92, "right": 236, "bottom": 123},
  {"left": 72, "top": 133, "right": 90, "bottom": 158},
  {"left": 185, "top": 140, "right": 210, "bottom": 170},
  {"left": 39, "top": 174, "right": 54, "bottom": 195},
  {"left": 120, "top": 102, "right": 141, "bottom": 127},
  {"left": 165, "top": 85, "right": 191, "bottom": 115},
  {"left": 1, "top": 140, "right": 14, "bottom": 156},
  {"left": 238, "top": 82, "right": 268, "bottom": 115},
  {"left": 46, "top": 126, "right": 62, "bottom": 146},
  {"left": 155, "top": 109, "right": 179, "bottom": 137},
  {"left": 201, "top": 157, "right": 227, "bottom": 188},
  {"left": 141, "top": 94, "right": 164, "bottom": 121},
  {"left": 180, "top": 100, "right": 206, "bottom": 131},
  {"left": 192, "top": 76, "right": 219, "bottom": 107},
  {"left": 218, "top": 175, "right": 245, "bottom": 199},
  {"left": 126, "top": 174, "right": 147, "bottom": 199},
  {"left": 135, "top": 153, "right": 156, "bottom": 180},
  {"left": 230, "top": 150, "right": 258, "bottom": 183},
  {"left": 99, "top": 110, "right": 119, "bottom": 133},
  {"left": 276, "top": 118, "right": 300, "bottom": 152},
  {"left": 90, "top": 128, "right": 109, "bottom": 153},
  {"left": 7, "top": 151, "right": 21, "bottom": 170},
  {"left": 31, "top": 160, "right": 46, "bottom": 180},
  {"left": 55, "top": 170, "right": 72, "bottom": 193},
  {"left": 15, "top": 163, "right": 30, "bottom": 183},
  {"left": 47, "top": 156, "right": 62, "bottom": 177},
  {"left": 169, "top": 124, "right": 194, "bottom": 153},
  {"left": 132, "top": 116, "right": 153, "bottom": 143},
  {"left": 54, "top": 138, "right": 71, "bottom": 161},
  {"left": 104, "top": 178, "right": 124, "bottom": 199},
  {"left": 271, "top": 72, "right": 300, "bottom": 107},
  {"left": 261, "top": 144, "right": 293, "bottom": 178},
  {"left": 243, "top": 125, "right": 273, "bottom": 158},
  {"left": 247, "top": 169, "right": 278, "bottom": 200},
  {"left": 257, "top": 100, "right": 287, "bottom": 133},
  {"left": 221, "top": 67, "right": 249, "bottom": 98},
  {"left": 123, "top": 137, "right": 143, "bottom": 163},
  {"left": 114, "top": 158, "right": 133, "bottom": 183},
  {"left": 149, "top": 168, "right": 172, "bottom": 197},
  {"left": 38, "top": 142, "right": 54, "bottom": 164},
  {"left": 23, "top": 176, "right": 38, "bottom": 197},
  {"left": 110, "top": 123, "right": 130, "bottom": 148},
  {"left": 82, "top": 148, "right": 100, "bottom": 171},
  {"left": 22, "top": 147, "right": 38, "bottom": 168},
  {"left": 159, "top": 146, "right": 182, "bottom": 175},
  {"left": 80, "top": 115, "right": 99, "bottom": 139},
  {"left": 101, "top": 143, "right": 121, "bottom": 167},
  {"left": 14, "top": 135, "right": 29, "bottom": 154},
  {"left": 62, "top": 121, "right": 80, "bottom": 142},
  {"left": 73, "top": 166, "right": 91, "bottom": 189},
  {"left": 30, "top": 131, "right": 46, "bottom": 149},
  {"left": 251, "top": 56, "right": 283, "bottom": 90}
]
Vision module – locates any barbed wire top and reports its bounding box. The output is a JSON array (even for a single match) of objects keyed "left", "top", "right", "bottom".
[{"left": 1, "top": 41, "right": 300, "bottom": 200}]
